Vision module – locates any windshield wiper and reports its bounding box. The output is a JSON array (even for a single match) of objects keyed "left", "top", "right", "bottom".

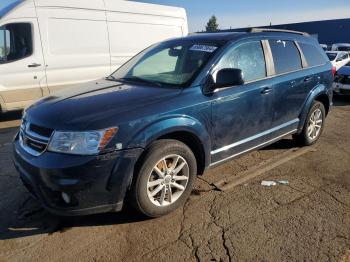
[{"left": 118, "top": 76, "right": 163, "bottom": 87}]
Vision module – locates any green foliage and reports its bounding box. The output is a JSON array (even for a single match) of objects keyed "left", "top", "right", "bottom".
[{"left": 206, "top": 15, "right": 219, "bottom": 32}]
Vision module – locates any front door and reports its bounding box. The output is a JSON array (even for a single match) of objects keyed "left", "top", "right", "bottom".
[
  {"left": 0, "top": 19, "right": 47, "bottom": 111},
  {"left": 210, "top": 40, "right": 274, "bottom": 164}
]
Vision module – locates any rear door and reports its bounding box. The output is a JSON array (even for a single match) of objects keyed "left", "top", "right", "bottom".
[
  {"left": 268, "top": 39, "right": 315, "bottom": 133},
  {"left": 0, "top": 20, "right": 47, "bottom": 110}
]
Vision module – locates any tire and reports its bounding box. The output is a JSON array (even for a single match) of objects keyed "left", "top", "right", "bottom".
[
  {"left": 130, "top": 139, "right": 197, "bottom": 218},
  {"left": 293, "top": 101, "right": 326, "bottom": 146}
]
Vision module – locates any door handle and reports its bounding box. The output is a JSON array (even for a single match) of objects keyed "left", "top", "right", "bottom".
[
  {"left": 261, "top": 87, "right": 272, "bottom": 94},
  {"left": 304, "top": 76, "right": 313, "bottom": 82},
  {"left": 28, "top": 63, "right": 41, "bottom": 68}
]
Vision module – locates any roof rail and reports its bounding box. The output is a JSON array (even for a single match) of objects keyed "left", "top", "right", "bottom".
[{"left": 250, "top": 28, "right": 310, "bottom": 36}]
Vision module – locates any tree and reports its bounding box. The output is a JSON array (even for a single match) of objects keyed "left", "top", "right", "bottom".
[{"left": 206, "top": 15, "right": 219, "bottom": 33}]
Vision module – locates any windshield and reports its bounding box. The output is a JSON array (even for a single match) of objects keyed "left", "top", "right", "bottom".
[
  {"left": 110, "top": 41, "right": 221, "bottom": 87},
  {"left": 327, "top": 53, "right": 337, "bottom": 61}
]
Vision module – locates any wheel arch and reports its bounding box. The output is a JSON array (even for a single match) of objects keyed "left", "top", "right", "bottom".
[
  {"left": 129, "top": 116, "right": 211, "bottom": 178},
  {"left": 314, "top": 93, "right": 330, "bottom": 116},
  {"left": 297, "top": 84, "right": 331, "bottom": 132}
]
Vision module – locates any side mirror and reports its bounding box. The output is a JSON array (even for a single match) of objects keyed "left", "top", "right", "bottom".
[
  {"left": 168, "top": 48, "right": 181, "bottom": 57},
  {"left": 215, "top": 68, "right": 244, "bottom": 89},
  {"left": 336, "top": 58, "right": 342, "bottom": 62}
]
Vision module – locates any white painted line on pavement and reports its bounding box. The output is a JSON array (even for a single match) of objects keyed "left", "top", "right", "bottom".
[{"left": 213, "top": 147, "right": 317, "bottom": 192}]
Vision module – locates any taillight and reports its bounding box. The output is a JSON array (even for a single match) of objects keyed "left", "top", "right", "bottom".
[{"left": 332, "top": 66, "right": 337, "bottom": 77}]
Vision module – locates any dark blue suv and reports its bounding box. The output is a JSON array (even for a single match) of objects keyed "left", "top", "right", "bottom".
[{"left": 13, "top": 29, "right": 333, "bottom": 217}]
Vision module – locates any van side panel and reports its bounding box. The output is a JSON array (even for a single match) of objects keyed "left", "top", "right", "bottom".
[
  {"left": 34, "top": 0, "right": 105, "bottom": 11},
  {"left": 36, "top": 7, "right": 111, "bottom": 93},
  {"left": 107, "top": 19, "right": 183, "bottom": 69},
  {"left": 105, "top": 0, "right": 188, "bottom": 70}
]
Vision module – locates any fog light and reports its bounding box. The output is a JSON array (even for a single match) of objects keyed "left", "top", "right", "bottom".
[{"left": 61, "top": 192, "right": 71, "bottom": 204}]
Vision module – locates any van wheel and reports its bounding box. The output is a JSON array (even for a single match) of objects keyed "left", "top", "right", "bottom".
[
  {"left": 130, "top": 139, "right": 197, "bottom": 218},
  {"left": 293, "top": 101, "right": 326, "bottom": 146}
]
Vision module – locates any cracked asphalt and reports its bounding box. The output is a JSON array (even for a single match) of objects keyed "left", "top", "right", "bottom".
[{"left": 0, "top": 97, "right": 350, "bottom": 262}]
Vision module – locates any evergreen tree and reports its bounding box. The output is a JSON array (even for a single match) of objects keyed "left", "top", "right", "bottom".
[{"left": 206, "top": 15, "right": 219, "bottom": 32}]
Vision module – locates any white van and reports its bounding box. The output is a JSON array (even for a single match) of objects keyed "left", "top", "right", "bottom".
[{"left": 0, "top": 0, "right": 188, "bottom": 112}]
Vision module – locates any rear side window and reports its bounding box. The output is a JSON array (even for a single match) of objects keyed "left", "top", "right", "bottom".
[
  {"left": 269, "top": 40, "right": 302, "bottom": 75},
  {"left": 217, "top": 41, "right": 266, "bottom": 82},
  {"left": 299, "top": 43, "right": 327, "bottom": 67}
]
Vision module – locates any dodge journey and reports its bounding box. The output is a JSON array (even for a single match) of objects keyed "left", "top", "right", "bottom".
[{"left": 13, "top": 29, "right": 333, "bottom": 217}]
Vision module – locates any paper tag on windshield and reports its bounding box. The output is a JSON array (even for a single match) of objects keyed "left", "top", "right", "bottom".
[{"left": 190, "top": 45, "right": 218, "bottom": 53}]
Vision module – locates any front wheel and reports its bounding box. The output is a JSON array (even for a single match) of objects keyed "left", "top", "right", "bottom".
[
  {"left": 293, "top": 101, "right": 326, "bottom": 146},
  {"left": 130, "top": 139, "right": 197, "bottom": 218}
]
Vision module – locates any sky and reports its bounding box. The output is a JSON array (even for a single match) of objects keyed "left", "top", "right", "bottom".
[
  {"left": 133, "top": 0, "right": 350, "bottom": 32},
  {"left": 1, "top": 0, "right": 350, "bottom": 33}
]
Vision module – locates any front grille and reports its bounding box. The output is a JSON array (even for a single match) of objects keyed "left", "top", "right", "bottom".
[
  {"left": 19, "top": 120, "right": 52, "bottom": 156},
  {"left": 29, "top": 123, "right": 53, "bottom": 138}
]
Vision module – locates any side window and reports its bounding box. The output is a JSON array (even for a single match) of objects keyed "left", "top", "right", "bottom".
[
  {"left": 0, "top": 23, "right": 32, "bottom": 64},
  {"left": 217, "top": 41, "right": 266, "bottom": 82},
  {"left": 269, "top": 40, "right": 302, "bottom": 75},
  {"left": 298, "top": 42, "right": 327, "bottom": 67}
]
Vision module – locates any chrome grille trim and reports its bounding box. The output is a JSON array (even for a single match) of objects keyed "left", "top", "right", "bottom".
[{"left": 19, "top": 121, "right": 52, "bottom": 157}]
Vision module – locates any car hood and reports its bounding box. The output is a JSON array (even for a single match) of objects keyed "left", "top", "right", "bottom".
[
  {"left": 26, "top": 79, "right": 182, "bottom": 130},
  {"left": 337, "top": 66, "right": 350, "bottom": 76}
]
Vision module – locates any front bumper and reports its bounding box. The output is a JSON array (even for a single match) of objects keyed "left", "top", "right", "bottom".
[{"left": 13, "top": 134, "right": 143, "bottom": 216}]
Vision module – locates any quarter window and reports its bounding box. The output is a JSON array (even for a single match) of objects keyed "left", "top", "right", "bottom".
[
  {"left": 0, "top": 23, "right": 32, "bottom": 63},
  {"left": 299, "top": 42, "right": 327, "bottom": 67},
  {"left": 269, "top": 40, "right": 302, "bottom": 75},
  {"left": 217, "top": 41, "right": 266, "bottom": 82}
]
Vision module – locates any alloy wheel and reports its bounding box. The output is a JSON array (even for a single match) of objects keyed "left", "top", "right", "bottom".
[
  {"left": 307, "top": 108, "right": 323, "bottom": 140},
  {"left": 147, "top": 154, "right": 189, "bottom": 207}
]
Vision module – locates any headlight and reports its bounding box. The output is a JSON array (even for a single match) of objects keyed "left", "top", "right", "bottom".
[{"left": 48, "top": 127, "right": 118, "bottom": 155}]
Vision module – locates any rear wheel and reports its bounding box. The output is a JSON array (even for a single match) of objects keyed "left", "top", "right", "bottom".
[
  {"left": 130, "top": 139, "right": 197, "bottom": 218},
  {"left": 293, "top": 101, "right": 326, "bottom": 146}
]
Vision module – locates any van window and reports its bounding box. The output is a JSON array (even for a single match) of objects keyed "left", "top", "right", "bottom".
[
  {"left": 217, "top": 41, "right": 266, "bottom": 82},
  {"left": 0, "top": 27, "right": 11, "bottom": 62},
  {"left": 0, "top": 23, "right": 32, "bottom": 63},
  {"left": 269, "top": 40, "right": 302, "bottom": 75},
  {"left": 299, "top": 43, "right": 327, "bottom": 67}
]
